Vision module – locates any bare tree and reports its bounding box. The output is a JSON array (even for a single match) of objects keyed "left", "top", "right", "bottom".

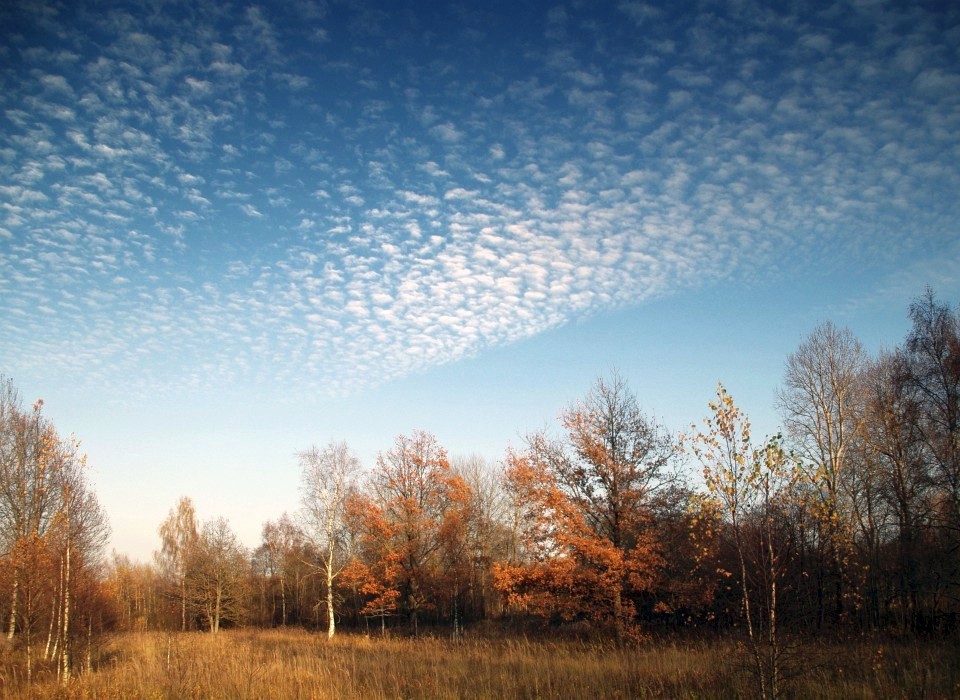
[
  {"left": 905, "top": 290, "right": 960, "bottom": 541},
  {"left": 157, "top": 497, "right": 199, "bottom": 631},
  {"left": 186, "top": 517, "right": 249, "bottom": 634},
  {"left": 860, "top": 350, "right": 932, "bottom": 630},
  {"left": 777, "top": 321, "right": 866, "bottom": 624},
  {"left": 451, "top": 455, "right": 509, "bottom": 620},
  {"left": 260, "top": 513, "right": 300, "bottom": 626},
  {"left": 299, "top": 440, "right": 360, "bottom": 639}
]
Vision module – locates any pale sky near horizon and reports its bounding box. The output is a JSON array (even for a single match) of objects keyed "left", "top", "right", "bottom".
[{"left": 2, "top": 0, "right": 958, "bottom": 562}]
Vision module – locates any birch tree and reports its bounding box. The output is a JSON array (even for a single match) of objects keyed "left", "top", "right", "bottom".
[
  {"left": 157, "top": 497, "right": 199, "bottom": 631},
  {"left": 299, "top": 440, "right": 360, "bottom": 639},
  {"left": 684, "top": 384, "right": 796, "bottom": 699},
  {"left": 0, "top": 379, "right": 60, "bottom": 642}
]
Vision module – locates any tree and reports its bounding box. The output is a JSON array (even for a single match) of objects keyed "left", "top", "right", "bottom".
[
  {"left": 904, "top": 290, "right": 960, "bottom": 545},
  {"left": 260, "top": 513, "right": 301, "bottom": 627},
  {"left": 900, "top": 290, "right": 960, "bottom": 626},
  {"left": 451, "top": 455, "right": 510, "bottom": 621},
  {"left": 107, "top": 553, "right": 166, "bottom": 631},
  {"left": 48, "top": 436, "right": 109, "bottom": 681},
  {"left": 859, "top": 350, "right": 933, "bottom": 630},
  {"left": 495, "top": 372, "right": 674, "bottom": 644},
  {"left": 684, "top": 384, "right": 797, "bottom": 699},
  {"left": 0, "top": 378, "right": 60, "bottom": 642},
  {"left": 157, "top": 497, "right": 199, "bottom": 631},
  {"left": 299, "top": 440, "right": 360, "bottom": 639},
  {"left": 186, "top": 517, "right": 249, "bottom": 634},
  {"left": 367, "top": 430, "right": 470, "bottom": 633},
  {"left": 0, "top": 377, "right": 108, "bottom": 683},
  {"left": 777, "top": 322, "right": 866, "bottom": 625},
  {"left": 556, "top": 372, "right": 674, "bottom": 642}
]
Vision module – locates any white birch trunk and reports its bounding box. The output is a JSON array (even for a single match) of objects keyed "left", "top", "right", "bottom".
[{"left": 6, "top": 574, "right": 18, "bottom": 640}]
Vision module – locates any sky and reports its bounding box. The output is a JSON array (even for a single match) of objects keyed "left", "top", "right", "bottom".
[{"left": 1, "top": 0, "right": 958, "bottom": 562}]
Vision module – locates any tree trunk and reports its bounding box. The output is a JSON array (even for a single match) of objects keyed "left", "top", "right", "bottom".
[
  {"left": 613, "top": 587, "right": 624, "bottom": 647},
  {"left": 24, "top": 587, "right": 32, "bottom": 685},
  {"left": 326, "top": 563, "right": 335, "bottom": 639},
  {"left": 180, "top": 574, "right": 187, "bottom": 632},
  {"left": 766, "top": 507, "right": 780, "bottom": 699},
  {"left": 7, "top": 572, "right": 18, "bottom": 640},
  {"left": 44, "top": 573, "right": 58, "bottom": 660},
  {"left": 213, "top": 583, "right": 222, "bottom": 635},
  {"left": 735, "top": 523, "right": 766, "bottom": 699},
  {"left": 62, "top": 507, "right": 71, "bottom": 683},
  {"left": 86, "top": 617, "right": 92, "bottom": 674}
]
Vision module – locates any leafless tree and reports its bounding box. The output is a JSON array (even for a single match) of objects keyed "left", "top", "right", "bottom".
[
  {"left": 299, "top": 440, "right": 360, "bottom": 639},
  {"left": 260, "top": 513, "right": 301, "bottom": 626},
  {"left": 186, "top": 517, "right": 249, "bottom": 634},
  {"left": 778, "top": 321, "right": 866, "bottom": 624},
  {"left": 451, "top": 455, "right": 509, "bottom": 620},
  {"left": 157, "top": 497, "right": 199, "bottom": 631}
]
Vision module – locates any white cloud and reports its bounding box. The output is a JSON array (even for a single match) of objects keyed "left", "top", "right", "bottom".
[{"left": 430, "top": 122, "right": 462, "bottom": 143}]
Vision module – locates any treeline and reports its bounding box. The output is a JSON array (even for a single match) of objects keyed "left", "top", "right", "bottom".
[
  {"left": 2, "top": 290, "right": 959, "bottom": 681},
  {"left": 106, "top": 290, "right": 960, "bottom": 644},
  {"left": 0, "top": 380, "right": 110, "bottom": 683}
]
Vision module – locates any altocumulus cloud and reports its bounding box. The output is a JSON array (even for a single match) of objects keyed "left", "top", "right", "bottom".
[{"left": 1, "top": 0, "right": 958, "bottom": 398}]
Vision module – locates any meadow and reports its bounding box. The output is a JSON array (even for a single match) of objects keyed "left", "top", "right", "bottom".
[{"left": 2, "top": 628, "right": 957, "bottom": 699}]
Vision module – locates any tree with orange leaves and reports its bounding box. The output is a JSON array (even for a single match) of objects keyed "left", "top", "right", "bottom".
[
  {"left": 364, "top": 430, "right": 472, "bottom": 634},
  {"left": 495, "top": 372, "right": 674, "bottom": 644}
]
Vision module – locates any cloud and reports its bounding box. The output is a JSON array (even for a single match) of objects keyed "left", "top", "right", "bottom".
[
  {"left": 430, "top": 123, "right": 462, "bottom": 143},
  {"left": 0, "top": 0, "right": 958, "bottom": 402}
]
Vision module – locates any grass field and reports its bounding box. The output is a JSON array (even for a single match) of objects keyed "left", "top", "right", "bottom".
[{"left": 2, "top": 627, "right": 958, "bottom": 699}]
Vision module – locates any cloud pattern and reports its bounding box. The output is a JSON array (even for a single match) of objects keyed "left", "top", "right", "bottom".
[{"left": 1, "top": 0, "right": 958, "bottom": 397}]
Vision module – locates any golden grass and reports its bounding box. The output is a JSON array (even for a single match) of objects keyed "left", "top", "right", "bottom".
[{"left": 2, "top": 628, "right": 957, "bottom": 699}]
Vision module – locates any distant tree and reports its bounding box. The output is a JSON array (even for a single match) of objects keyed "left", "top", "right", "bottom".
[
  {"left": 900, "top": 290, "right": 960, "bottom": 624},
  {"left": 339, "top": 496, "right": 404, "bottom": 637},
  {"left": 299, "top": 440, "right": 361, "bottom": 639},
  {"left": 157, "top": 497, "right": 199, "bottom": 631},
  {"left": 451, "top": 455, "right": 510, "bottom": 620},
  {"left": 260, "top": 513, "right": 301, "bottom": 627},
  {"left": 778, "top": 322, "right": 866, "bottom": 625},
  {"left": 186, "top": 517, "right": 249, "bottom": 634},
  {"left": 859, "top": 350, "right": 933, "bottom": 630},
  {"left": 107, "top": 553, "right": 166, "bottom": 631},
  {"left": 904, "top": 290, "right": 960, "bottom": 546}
]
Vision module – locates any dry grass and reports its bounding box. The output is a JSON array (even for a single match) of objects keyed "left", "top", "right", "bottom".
[{"left": 1, "top": 628, "right": 957, "bottom": 699}]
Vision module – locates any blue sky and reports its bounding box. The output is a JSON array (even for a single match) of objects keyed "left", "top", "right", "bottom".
[{"left": 2, "top": 0, "right": 958, "bottom": 561}]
